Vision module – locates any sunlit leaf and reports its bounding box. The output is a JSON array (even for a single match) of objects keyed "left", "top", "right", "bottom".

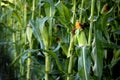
[
  {"left": 26, "top": 24, "right": 32, "bottom": 42},
  {"left": 78, "top": 46, "right": 91, "bottom": 80}
]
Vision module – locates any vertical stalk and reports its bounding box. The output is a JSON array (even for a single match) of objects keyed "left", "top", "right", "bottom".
[
  {"left": 44, "top": 4, "right": 54, "bottom": 80},
  {"left": 45, "top": 52, "right": 50, "bottom": 80},
  {"left": 24, "top": 2, "right": 28, "bottom": 79},
  {"left": 26, "top": 43, "right": 32, "bottom": 80},
  {"left": 13, "top": 0, "right": 17, "bottom": 62},
  {"left": 97, "top": 0, "right": 100, "bottom": 16},
  {"left": 118, "top": 3, "right": 120, "bottom": 16},
  {"left": 44, "top": 10, "right": 52, "bottom": 77},
  {"left": 71, "top": 0, "right": 76, "bottom": 24},
  {"left": 12, "top": 26, "right": 17, "bottom": 78},
  {"left": 12, "top": 0, "right": 17, "bottom": 78},
  {"left": 26, "top": 0, "right": 35, "bottom": 80},
  {"left": 67, "top": 35, "right": 74, "bottom": 80},
  {"left": 0, "top": 0, "right": 1, "bottom": 15},
  {"left": 20, "top": 59, "right": 24, "bottom": 79},
  {"left": 88, "top": 0, "right": 95, "bottom": 45},
  {"left": 0, "top": 0, "right": 2, "bottom": 6},
  {"left": 20, "top": 30, "right": 24, "bottom": 79},
  {"left": 32, "top": 0, "right": 35, "bottom": 20},
  {"left": 13, "top": 29, "right": 17, "bottom": 60},
  {"left": 67, "top": 0, "right": 76, "bottom": 80},
  {"left": 18, "top": 1, "right": 25, "bottom": 79},
  {"left": 79, "top": 0, "right": 84, "bottom": 22},
  {"left": 24, "top": 1, "right": 31, "bottom": 80},
  {"left": 24, "top": 0, "right": 27, "bottom": 27},
  {"left": 67, "top": 54, "right": 73, "bottom": 80}
]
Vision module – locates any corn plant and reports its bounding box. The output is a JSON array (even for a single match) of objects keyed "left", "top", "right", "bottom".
[{"left": 0, "top": 0, "right": 120, "bottom": 80}]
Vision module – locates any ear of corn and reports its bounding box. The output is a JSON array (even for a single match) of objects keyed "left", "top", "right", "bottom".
[{"left": 76, "top": 30, "right": 87, "bottom": 46}]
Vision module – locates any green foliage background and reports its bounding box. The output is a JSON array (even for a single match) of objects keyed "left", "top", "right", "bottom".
[{"left": 0, "top": 0, "right": 120, "bottom": 80}]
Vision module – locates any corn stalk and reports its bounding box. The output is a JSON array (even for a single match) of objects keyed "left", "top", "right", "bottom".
[
  {"left": 67, "top": 35, "right": 74, "bottom": 80},
  {"left": 13, "top": 0, "right": 17, "bottom": 61},
  {"left": 44, "top": 1, "right": 55, "bottom": 80},
  {"left": 77, "top": 0, "right": 92, "bottom": 80},
  {"left": 88, "top": 0, "right": 95, "bottom": 45},
  {"left": 79, "top": 0, "right": 85, "bottom": 22},
  {"left": 67, "top": 0, "right": 76, "bottom": 80},
  {"left": 25, "top": 1, "right": 34, "bottom": 80}
]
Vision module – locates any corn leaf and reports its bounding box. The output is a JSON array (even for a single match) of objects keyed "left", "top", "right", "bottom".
[
  {"left": 30, "top": 20, "right": 41, "bottom": 43},
  {"left": 61, "top": 43, "right": 68, "bottom": 56},
  {"left": 92, "top": 31, "right": 103, "bottom": 80},
  {"left": 78, "top": 46, "right": 91, "bottom": 80},
  {"left": 26, "top": 25, "right": 32, "bottom": 42},
  {"left": 67, "top": 36, "right": 74, "bottom": 57}
]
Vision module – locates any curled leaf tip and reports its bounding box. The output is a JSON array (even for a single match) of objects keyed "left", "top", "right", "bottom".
[{"left": 101, "top": 3, "right": 110, "bottom": 14}]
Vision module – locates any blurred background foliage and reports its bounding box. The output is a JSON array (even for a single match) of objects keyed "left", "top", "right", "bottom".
[{"left": 0, "top": 0, "right": 120, "bottom": 80}]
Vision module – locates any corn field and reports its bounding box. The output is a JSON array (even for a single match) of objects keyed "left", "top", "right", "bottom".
[{"left": 0, "top": 0, "right": 120, "bottom": 80}]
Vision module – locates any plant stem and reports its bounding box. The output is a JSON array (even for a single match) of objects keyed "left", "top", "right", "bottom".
[
  {"left": 88, "top": 0, "right": 95, "bottom": 45},
  {"left": 67, "top": 34, "right": 74, "bottom": 80},
  {"left": 26, "top": 0, "right": 35, "bottom": 79},
  {"left": 32, "top": 0, "right": 35, "bottom": 20},
  {"left": 45, "top": 53, "right": 50, "bottom": 80},
  {"left": 26, "top": 55, "right": 31, "bottom": 80},
  {"left": 13, "top": 0, "right": 17, "bottom": 61},
  {"left": 20, "top": 58, "right": 24, "bottom": 79},
  {"left": 13, "top": 32, "right": 17, "bottom": 61},
  {"left": 71, "top": 0, "right": 76, "bottom": 24},
  {"left": 44, "top": 4, "right": 53, "bottom": 80},
  {"left": 24, "top": 2, "right": 32, "bottom": 80},
  {"left": 97, "top": 0, "right": 100, "bottom": 16},
  {"left": 67, "top": 55, "right": 73, "bottom": 80},
  {"left": 26, "top": 43, "right": 32, "bottom": 80},
  {"left": 12, "top": 0, "right": 17, "bottom": 78},
  {"left": 79, "top": 0, "right": 84, "bottom": 22},
  {"left": 24, "top": 2, "right": 27, "bottom": 27},
  {"left": 67, "top": 0, "right": 76, "bottom": 79}
]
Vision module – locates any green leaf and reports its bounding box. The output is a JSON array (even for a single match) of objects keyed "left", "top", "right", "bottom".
[
  {"left": 10, "top": 49, "right": 40, "bottom": 67},
  {"left": 111, "top": 28, "right": 120, "bottom": 34},
  {"left": 26, "top": 24, "right": 33, "bottom": 42},
  {"left": 61, "top": 43, "right": 68, "bottom": 56},
  {"left": 115, "top": 0, "right": 120, "bottom": 2},
  {"left": 0, "top": 41, "right": 14, "bottom": 45},
  {"left": 24, "top": 49, "right": 40, "bottom": 53},
  {"left": 78, "top": 46, "right": 91, "bottom": 80},
  {"left": 37, "top": 17, "right": 49, "bottom": 47},
  {"left": 44, "top": 0, "right": 55, "bottom": 17},
  {"left": 41, "top": 49, "right": 64, "bottom": 72},
  {"left": 78, "top": 67, "right": 85, "bottom": 80},
  {"left": 49, "top": 50, "right": 64, "bottom": 72},
  {"left": 92, "top": 31, "right": 104, "bottom": 80},
  {"left": 30, "top": 20, "right": 41, "bottom": 43},
  {"left": 12, "top": 10, "right": 22, "bottom": 27},
  {"left": 103, "top": 41, "right": 120, "bottom": 49},
  {"left": 67, "top": 35, "right": 74, "bottom": 57},
  {"left": 37, "top": 17, "right": 49, "bottom": 34},
  {"left": 2, "top": 1, "right": 15, "bottom": 8},
  {"left": 55, "top": 0, "right": 71, "bottom": 29},
  {"left": 53, "top": 43, "right": 61, "bottom": 52}
]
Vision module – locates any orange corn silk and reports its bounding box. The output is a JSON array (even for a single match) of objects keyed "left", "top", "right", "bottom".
[{"left": 75, "top": 21, "right": 82, "bottom": 30}]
